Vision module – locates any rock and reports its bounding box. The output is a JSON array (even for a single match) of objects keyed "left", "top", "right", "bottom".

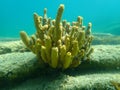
[
  {"left": 0, "top": 40, "right": 29, "bottom": 54},
  {"left": 0, "top": 45, "right": 120, "bottom": 79},
  {"left": 91, "top": 45, "right": 120, "bottom": 69},
  {"left": 93, "top": 33, "right": 120, "bottom": 45},
  {"left": 10, "top": 71, "right": 120, "bottom": 90},
  {"left": 80, "top": 45, "right": 120, "bottom": 70},
  {"left": 0, "top": 52, "right": 37, "bottom": 82},
  {"left": 0, "top": 40, "right": 120, "bottom": 89}
]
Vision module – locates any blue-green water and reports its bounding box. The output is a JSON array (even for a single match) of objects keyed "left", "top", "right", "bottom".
[{"left": 0, "top": 0, "right": 120, "bottom": 37}]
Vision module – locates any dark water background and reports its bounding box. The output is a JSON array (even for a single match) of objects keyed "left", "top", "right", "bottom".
[{"left": 0, "top": 0, "right": 120, "bottom": 38}]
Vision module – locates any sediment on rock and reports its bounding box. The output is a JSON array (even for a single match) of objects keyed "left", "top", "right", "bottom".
[{"left": 0, "top": 45, "right": 120, "bottom": 81}]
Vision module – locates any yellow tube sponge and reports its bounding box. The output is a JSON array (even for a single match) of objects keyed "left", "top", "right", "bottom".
[
  {"left": 60, "top": 45, "right": 66, "bottom": 62},
  {"left": 54, "top": 4, "right": 64, "bottom": 43},
  {"left": 55, "top": 4, "right": 64, "bottom": 27},
  {"left": 71, "top": 40, "right": 79, "bottom": 56},
  {"left": 63, "top": 52, "right": 72, "bottom": 69},
  {"left": 41, "top": 46, "right": 47, "bottom": 63},
  {"left": 20, "top": 4, "right": 94, "bottom": 69},
  {"left": 43, "top": 8, "right": 48, "bottom": 25},
  {"left": 34, "top": 13, "right": 42, "bottom": 31},
  {"left": 78, "top": 31, "right": 85, "bottom": 49},
  {"left": 45, "top": 36, "right": 52, "bottom": 62},
  {"left": 20, "top": 31, "right": 35, "bottom": 53},
  {"left": 51, "top": 47, "right": 59, "bottom": 68},
  {"left": 65, "top": 36, "right": 70, "bottom": 51},
  {"left": 20, "top": 31, "right": 30, "bottom": 47}
]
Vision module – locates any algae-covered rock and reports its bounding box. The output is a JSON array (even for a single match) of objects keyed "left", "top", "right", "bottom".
[
  {"left": 0, "top": 41, "right": 29, "bottom": 55},
  {"left": 10, "top": 72, "right": 120, "bottom": 90},
  {"left": 0, "top": 43, "right": 120, "bottom": 89},
  {"left": 93, "top": 33, "right": 120, "bottom": 45},
  {"left": 0, "top": 52, "right": 37, "bottom": 81}
]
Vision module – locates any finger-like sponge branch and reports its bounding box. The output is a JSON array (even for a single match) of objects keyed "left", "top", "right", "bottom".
[
  {"left": 54, "top": 4, "right": 64, "bottom": 43},
  {"left": 51, "top": 47, "right": 59, "bottom": 68},
  {"left": 20, "top": 31, "right": 30, "bottom": 48}
]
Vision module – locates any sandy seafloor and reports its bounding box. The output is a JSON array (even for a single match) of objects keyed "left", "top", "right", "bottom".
[{"left": 0, "top": 34, "right": 120, "bottom": 90}]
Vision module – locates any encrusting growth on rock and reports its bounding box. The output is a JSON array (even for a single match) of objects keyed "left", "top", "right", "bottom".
[{"left": 20, "top": 4, "right": 94, "bottom": 69}]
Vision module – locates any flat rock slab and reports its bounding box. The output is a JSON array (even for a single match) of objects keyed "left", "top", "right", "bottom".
[
  {"left": 10, "top": 71, "right": 120, "bottom": 90},
  {"left": 90, "top": 45, "right": 120, "bottom": 69},
  {"left": 0, "top": 40, "right": 28, "bottom": 54},
  {"left": 0, "top": 44, "right": 120, "bottom": 89},
  {"left": 0, "top": 52, "right": 37, "bottom": 80}
]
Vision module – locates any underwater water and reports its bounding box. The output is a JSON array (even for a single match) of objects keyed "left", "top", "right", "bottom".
[{"left": 0, "top": 0, "right": 120, "bottom": 38}]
